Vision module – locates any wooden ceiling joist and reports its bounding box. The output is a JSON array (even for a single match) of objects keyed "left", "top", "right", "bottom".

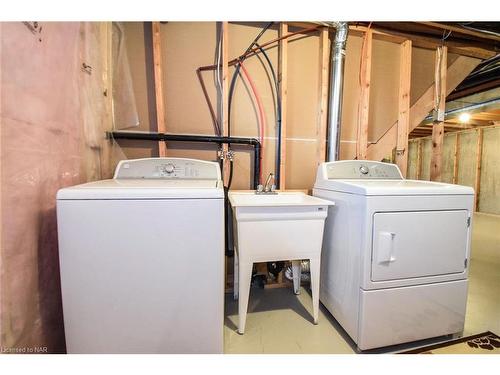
[
  {"left": 418, "top": 22, "right": 500, "bottom": 44},
  {"left": 349, "top": 24, "right": 497, "bottom": 60}
]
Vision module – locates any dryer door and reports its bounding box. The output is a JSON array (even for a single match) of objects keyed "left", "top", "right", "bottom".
[{"left": 371, "top": 210, "right": 468, "bottom": 282}]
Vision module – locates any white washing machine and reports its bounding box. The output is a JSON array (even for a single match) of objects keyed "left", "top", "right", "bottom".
[
  {"left": 313, "top": 160, "right": 474, "bottom": 351},
  {"left": 57, "top": 158, "right": 224, "bottom": 353}
]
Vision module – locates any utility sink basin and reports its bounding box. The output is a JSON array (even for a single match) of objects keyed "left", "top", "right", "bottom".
[
  {"left": 228, "top": 191, "right": 331, "bottom": 207},
  {"left": 228, "top": 191, "right": 334, "bottom": 334}
]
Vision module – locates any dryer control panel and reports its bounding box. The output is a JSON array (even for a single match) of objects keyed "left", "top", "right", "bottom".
[
  {"left": 113, "top": 158, "right": 222, "bottom": 180},
  {"left": 322, "top": 160, "right": 403, "bottom": 180}
]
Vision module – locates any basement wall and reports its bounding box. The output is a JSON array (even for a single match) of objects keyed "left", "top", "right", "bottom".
[
  {"left": 118, "top": 23, "right": 472, "bottom": 188},
  {"left": 119, "top": 23, "right": 444, "bottom": 190},
  {"left": 0, "top": 22, "right": 124, "bottom": 353},
  {"left": 408, "top": 126, "right": 500, "bottom": 215}
]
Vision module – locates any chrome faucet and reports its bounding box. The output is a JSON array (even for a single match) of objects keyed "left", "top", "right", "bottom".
[{"left": 256, "top": 173, "right": 277, "bottom": 194}]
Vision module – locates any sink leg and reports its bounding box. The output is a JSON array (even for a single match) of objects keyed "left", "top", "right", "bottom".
[
  {"left": 233, "top": 250, "right": 239, "bottom": 300},
  {"left": 292, "top": 260, "right": 301, "bottom": 295},
  {"left": 310, "top": 256, "right": 321, "bottom": 325},
  {"left": 237, "top": 259, "right": 253, "bottom": 334}
]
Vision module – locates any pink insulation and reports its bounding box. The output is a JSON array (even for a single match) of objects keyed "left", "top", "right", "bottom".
[{"left": 1, "top": 22, "right": 123, "bottom": 353}]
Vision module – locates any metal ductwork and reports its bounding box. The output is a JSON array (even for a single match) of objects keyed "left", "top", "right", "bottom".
[{"left": 326, "top": 22, "right": 348, "bottom": 162}]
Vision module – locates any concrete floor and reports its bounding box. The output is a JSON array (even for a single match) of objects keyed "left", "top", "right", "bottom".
[{"left": 224, "top": 213, "right": 500, "bottom": 354}]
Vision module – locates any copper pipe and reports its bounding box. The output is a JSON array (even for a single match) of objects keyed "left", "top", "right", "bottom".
[{"left": 198, "top": 25, "right": 323, "bottom": 72}]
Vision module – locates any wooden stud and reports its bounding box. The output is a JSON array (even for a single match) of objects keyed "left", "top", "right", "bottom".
[
  {"left": 396, "top": 40, "right": 412, "bottom": 176},
  {"left": 430, "top": 46, "right": 447, "bottom": 182},
  {"left": 278, "top": 22, "right": 288, "bottom": 189},
  {"left": 152, "top": 22, "right": 167, "bottom": 156},
  {"left": 430, "top": 123, "right": 444, "bottom": 181},
  {"left": 410, "top": 56, "right": 478, "bottom": 132},
  {"left": 453, "top": 133, "right": 460, "bottom": 184},
  {"left": 98, "top": 22, "right": 114, "bottom": 178},
  {"left": 474, "top": 128, "right": 484, "bottom": 211},
  {"left": 416, "top": 139, "right": 423, "bottom": 180},
  {"left": 356, "top": 29, "right": 372, "bottom": 160},
  {"left": 316, "top": 27, "right": 330, "bottom": 165},
  {"left": 221, "top": 22, "right": 230, "bottom": 185}
]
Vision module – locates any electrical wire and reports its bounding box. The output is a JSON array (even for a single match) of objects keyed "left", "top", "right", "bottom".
[
  {"left": 227, "top": 45, "right": 280, "bottom": 186},
  {"left": 226, "top": 22, "right": 274, "bottom": 188},
  {"left": 215, "top": 29, "right": 223, "bottom": 136},
  {"left": 255, "top": 43, "right": 281, "bottom": 186},
  {"left": 239, "top": 61, "right": 266, "bottom": 183},
  {"left": 228, "top": 22, "right": 274, "bottom": 136},
  {"left": 196, "top": 69, "right": 221, "bottom": 135},
  {"left": 197, "top": 22, "right": 286, "bottom": 188},
  {"left": 198, "top": 25, "right": 322, "bottom": 72}
]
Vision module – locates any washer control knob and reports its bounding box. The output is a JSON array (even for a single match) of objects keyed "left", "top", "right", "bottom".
[
  {"left": 359, "top": 165, "right": 369, "bottom": 175},
  {"left": 164, "top": 163, "right": 175, "bottom": 174}
]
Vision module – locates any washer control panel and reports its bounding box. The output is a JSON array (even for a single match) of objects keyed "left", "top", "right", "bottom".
[
  {"left": 114, "top": 158, "right": 222, "bottom": 180},
  {"left": 324, "top": 160, "right": 403, "bottom": 180}
]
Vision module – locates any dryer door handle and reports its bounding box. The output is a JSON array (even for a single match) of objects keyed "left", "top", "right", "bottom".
[{"left": 377, "top": 231, "right": 396, "bottom": 264}]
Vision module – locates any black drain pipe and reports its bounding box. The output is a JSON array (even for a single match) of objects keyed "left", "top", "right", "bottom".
[{"left": 108, "top": 131, "right": 261, "bottom": 189}]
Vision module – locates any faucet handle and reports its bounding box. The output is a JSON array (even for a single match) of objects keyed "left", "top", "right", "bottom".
[
  {"left": 270, "top": 184, "right": 276, "bottom": 192},
  {"left": 257, "top": 184, "right": 264, "bottom": 192}
]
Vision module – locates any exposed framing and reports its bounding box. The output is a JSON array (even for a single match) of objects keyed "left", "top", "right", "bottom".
[
  {"left": 278, "top": 22, "right": 288, "bottom": 189},
  {"left": 349, "top": 24, "right": 496, "bottom": 60},
  {"left": 409, "top": 124, "right": 500, "bottom": 214},
  {"left": 430, "top": 46, "right": 447, "bottom": 181},
  {"left": 474, "top": 128, "right": 484, "bottom": 211},
  {"left": 140, "top": 22, "right": 493, "bottom": 192},
  {"left": 316, "top": 27, "right": 330, "bottom": 166},
  {"left": 152, "top": 22, "right": 167, "bottom": 156},
  {"left": 99, "top": 22, "right": 113, "bottom": 178},
  {"left": 416, "top": 139, "right": 423, "bottom": 180},
  {"left": 356, "top": 29, "right": 372, "bottom": 160},
  {"left": 395, "top": 40, "right": 412, "bottom": 176},
  {"left": 453, "top": 133, "right": 460, "bottom": 184}
]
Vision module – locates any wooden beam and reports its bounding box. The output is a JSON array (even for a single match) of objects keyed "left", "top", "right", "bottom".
[
  {"left": 430, "top": 46, "right": 447, "bottom": 182},
  {"left": 101, "top": 22, "right": 114, "bottom": 178},
  {"left": 396, "top": 40, "right": 412, "bottom": 177},
  {"left": 221, "top": 22, "right": 230, "bottom": 185},
  {"left": 474, "top": 128, "right": 484, "bottom": 211},
  {"left": 349, "top": 25, "right": 496, "bottom": 60},
  {"left": 316, "top": 27, "right": 330, "bottom": 166},
  {"left": 278, "top": 22, "right": 288, "bottom": 189},
  {"left": 419, "top": 22, "right": 500, "bottom": 44},
  {"left": 152, "top": 22, "right": 167, "bottom": 156},
  {"left": 416, "top": 139, "right": 423, "bottom": 180},
  {"left": 453, "top": 133, "right": 460, "bottom": 184},
  {"left": 447, "top": 78, "right": 500, "bottom": 101},
  {"left": 430, "top": 123, "right": 444, "bottom": 180},
  {"left": 366, "top": 55, "right": 480, "bottom": 161},
  {"left": 410, "top": 56, "right": 479, "bottom": 131},
  {"left": 356, "top": 29, "right": 372, "bottom": 160}
]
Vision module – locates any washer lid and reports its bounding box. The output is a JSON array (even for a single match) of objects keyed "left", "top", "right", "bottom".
[
  {"left": 58, "top": 157, "right": 224, "bottom": 200},
  {"left": 314, "top": 179, "right": 474, "bottom": 196},
  {"left": 57, "top": 179, "right": 224, "bottom": 200}
]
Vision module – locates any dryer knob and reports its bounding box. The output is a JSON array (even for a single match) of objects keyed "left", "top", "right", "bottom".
[
  {"left": 164, "top": 163, "right": 175, "bottom": 174},
  {"left": 359, "top": 165, "right": 369, "bottom": 175}
]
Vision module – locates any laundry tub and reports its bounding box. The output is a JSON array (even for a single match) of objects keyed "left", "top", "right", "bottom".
[{"left": 228, "top": 191, "right": 333, "bottom": 334}]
